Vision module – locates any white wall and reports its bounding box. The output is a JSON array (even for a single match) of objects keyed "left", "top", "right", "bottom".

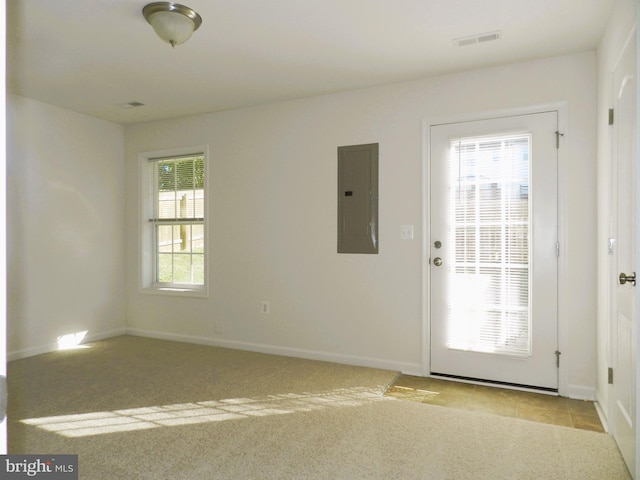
[
  {"left": 125, "top": 51, "right": 598, "bottom": 396},
  {"left": 7, "top": 95, "right": 126, "bottom": 358},
  {"left": 596, "top": 0, "right": 638, "bottom": 424}
]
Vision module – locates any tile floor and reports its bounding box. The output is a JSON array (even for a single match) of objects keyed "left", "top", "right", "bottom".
[{"left": 384, "top": 375, "right": 604, "bottom": 433}]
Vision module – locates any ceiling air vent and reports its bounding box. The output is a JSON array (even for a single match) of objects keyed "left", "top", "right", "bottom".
[
  {"left": 118, "top": 101, "right": 145, "bottom": 109},
  {"left": 453, "top": 31, "right": 501, "bottom": 47}
]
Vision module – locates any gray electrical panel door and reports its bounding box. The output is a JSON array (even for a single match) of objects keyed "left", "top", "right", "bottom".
[{"left": 337, "top": 143, "right": 379, "bottom": 254}]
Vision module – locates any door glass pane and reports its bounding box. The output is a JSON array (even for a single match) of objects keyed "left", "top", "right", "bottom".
[{"left": 447, "top": 133, "right": 531, "bottom": 357}]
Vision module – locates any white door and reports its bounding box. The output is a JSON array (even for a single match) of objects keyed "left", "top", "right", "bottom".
[
  {"left": 610, "top": 27, "right": 637, "bottom": 476},
  {"left": 430, "top": 111, "right": 559, "bottom": 390}
]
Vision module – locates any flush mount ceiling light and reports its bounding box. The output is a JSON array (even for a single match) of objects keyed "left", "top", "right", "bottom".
[{"left": 143, "top": 2, "right": 202, "bottom": 48}]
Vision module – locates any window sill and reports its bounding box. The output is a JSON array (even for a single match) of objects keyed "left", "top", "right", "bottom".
[{"left": 140, "top": 285, "right": 208, "bottom": 298}]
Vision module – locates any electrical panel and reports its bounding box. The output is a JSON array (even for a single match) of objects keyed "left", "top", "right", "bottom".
[{"left": 337, "top": 143, "right": 379, "bottom": 254}]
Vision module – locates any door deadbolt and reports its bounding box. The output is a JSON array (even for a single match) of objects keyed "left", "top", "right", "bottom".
[
  {"left": 434, "top": 240, "right": 442, "bottom": 249},
  {"left": 619, "top": 272, "right": 636, "bottom": 286},
  {"left": 433, "top": 257, "right": 443, "bottom": 267}
]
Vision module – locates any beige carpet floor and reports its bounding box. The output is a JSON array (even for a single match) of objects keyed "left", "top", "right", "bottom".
[{"left": 7, "top": 336, "right": 632, "bottom": 479}]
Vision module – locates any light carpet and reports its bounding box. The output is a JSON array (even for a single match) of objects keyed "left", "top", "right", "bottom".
[{"left": 8, "top": 336, "right": 631, "bottom": 479}]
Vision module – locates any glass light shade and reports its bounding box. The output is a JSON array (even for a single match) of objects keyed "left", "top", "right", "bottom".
[
  {"left": 148, "top": 11, "right": 196, "bottom": 46},
  {"left": 143, "top": 3, "right": 202, "bottom": 48}
]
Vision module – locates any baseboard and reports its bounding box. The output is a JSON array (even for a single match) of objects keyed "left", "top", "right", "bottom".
[
  {"left": 594, "top": 400, "right": 609, "bottom": 433},
  {"left": 8, "top": 327, "right": 126, "bottom": 361},
  {"left": 565, "top": 383, "right": 596, "bottom": 401},
  {"left": 125, "top": 328, "right": 421, "bottom": 375},
  {"left": 593, "top": 389, "right": 610, "bottom": 433}
]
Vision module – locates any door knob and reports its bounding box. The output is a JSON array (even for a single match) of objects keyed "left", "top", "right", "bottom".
[
  {"left": 433, "top": 257, "right": 443, "bottom": 267},
  {"left": 619, "top": 272, "right": 636, "bottom": 286}
]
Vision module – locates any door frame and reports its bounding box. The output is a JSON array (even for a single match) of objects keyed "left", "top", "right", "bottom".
[
  {"left": 422, "top": 102, "right": 569, "bottom": 396},
  {"left": 635, "top": 12, "right": 640, "bottom": 476},
  {"left": 0, "top": 0, "right": 7, "bottom": 453}
]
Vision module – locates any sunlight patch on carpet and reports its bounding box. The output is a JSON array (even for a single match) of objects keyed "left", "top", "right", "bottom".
[{"left": 21, "top": 386, "right": 389, "bottom": 438}]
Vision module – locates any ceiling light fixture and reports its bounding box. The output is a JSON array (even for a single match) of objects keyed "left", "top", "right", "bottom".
[{"left": 142, "top": 2, "right": 203, "bottom": 48}]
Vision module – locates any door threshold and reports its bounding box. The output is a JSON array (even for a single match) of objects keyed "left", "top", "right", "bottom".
[{"left": 430, "top": 372, "right": 559, "bottom": 396}]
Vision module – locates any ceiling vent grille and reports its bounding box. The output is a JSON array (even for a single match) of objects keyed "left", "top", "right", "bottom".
[
  {"left": 119, "top": 101, "right": 145, "bottom": 109},
  {"left": 453, "top": 31, "right": 501, "bottom": 47}
]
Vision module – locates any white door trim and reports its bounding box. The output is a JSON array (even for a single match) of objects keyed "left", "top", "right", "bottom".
[
  {"left": 422, "top": 102, "right": 569, "bottom": 396},
  {"left": 0, "top": 0, "right": 7, "bottom": 453},
  {"left": 635, "top": 10, "right": 640, "bottom": 476}
]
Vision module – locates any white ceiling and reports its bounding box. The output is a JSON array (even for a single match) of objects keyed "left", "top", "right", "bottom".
[{"left": 7, "top": 0, "right": 615, "bottom": 125}]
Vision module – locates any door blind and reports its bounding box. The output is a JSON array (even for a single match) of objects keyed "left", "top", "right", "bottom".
[{"left": 447, "top": 133, "right": 532, "bottom": 357}]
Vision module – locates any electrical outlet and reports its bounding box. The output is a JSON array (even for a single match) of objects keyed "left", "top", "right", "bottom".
[{"left": 261, "top": 301, "right": 270, "bottom": 315}]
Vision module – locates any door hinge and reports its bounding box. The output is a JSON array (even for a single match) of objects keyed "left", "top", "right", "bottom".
[
  {"left": 556, "top": 242, "right": 560, "bottom": 257},
  {"left": 609, "top": 108, "right": 615, "bottom": 125},
  {"left": 555, "top": 131, "right": 564, "bottom": 149},
  {"left": 555, "top": 350, "right": 561, "bottom": 368},
  {"left": 608, "top": 367, "right": 614, "bottom": 384}
]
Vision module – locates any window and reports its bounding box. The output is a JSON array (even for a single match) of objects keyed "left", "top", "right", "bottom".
[{"left": 140, "top": 148, "right": 208, "bottom": 296}]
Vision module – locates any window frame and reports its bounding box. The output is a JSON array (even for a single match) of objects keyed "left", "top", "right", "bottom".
[{"left": 139, "top": 146, "right": 209, "bottom": 297}]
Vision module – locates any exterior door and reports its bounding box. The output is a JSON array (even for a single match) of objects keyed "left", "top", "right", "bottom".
[
  {"left": 610, "top": 27, "right": 637, "bottom": 476},
  {"left": 430, "top": 111, "right": 559, "bottom": 390}
]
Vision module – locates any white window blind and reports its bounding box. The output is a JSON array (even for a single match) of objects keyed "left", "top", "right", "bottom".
[
  {"left": 447, "top": 133, "right": 531, "bottom": 357},
  {"left": 151, "top": 154, "right": 205, "bottom": 285}
]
